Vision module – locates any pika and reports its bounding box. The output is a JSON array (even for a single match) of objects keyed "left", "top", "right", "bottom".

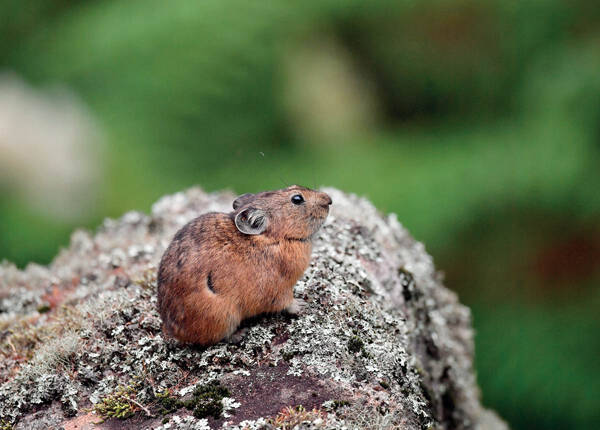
[{"left": 157, "top": 185, "right": 332, "bottom": 345}]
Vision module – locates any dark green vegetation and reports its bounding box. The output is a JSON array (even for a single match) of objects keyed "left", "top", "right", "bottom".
[
  {"left": 1, "top": 1, "right": 599, "bottom": 428},
  {"left": 189, "top": 381, "right": 231, "bottom": 419},
  {"left": 155, "top": 381, "right": 231, "bottom": 420},
  {"left": 347, "top": 336, "right": 365, "bottom": 354},
  {"left": 155, "top": 390, "right": 181, "bottom": 416}
]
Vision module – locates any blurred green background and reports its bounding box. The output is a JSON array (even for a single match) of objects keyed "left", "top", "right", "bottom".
[{"left": 1, "top": 0, "right": 599, "bottom": 428}]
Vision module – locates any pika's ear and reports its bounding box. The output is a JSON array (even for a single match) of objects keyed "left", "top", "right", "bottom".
[
  {"left": 235, "top": 207, "right": 268, "bottom": 235},
  {"left": 233, "top": 193, "right": 254, "bottom": 210}
]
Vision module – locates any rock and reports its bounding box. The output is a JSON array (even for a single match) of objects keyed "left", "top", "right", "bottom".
[{"left": 0, "top": 187, "right": 507, "bottom": 430}]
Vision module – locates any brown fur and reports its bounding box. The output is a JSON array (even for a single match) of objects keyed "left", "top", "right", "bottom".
[{"left": 157, "top": 185, "right": 332, "bottom": 345}]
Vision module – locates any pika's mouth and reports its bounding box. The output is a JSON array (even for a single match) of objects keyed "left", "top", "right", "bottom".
[{"left": 309, "top": 211, "right": 328, "bottom": 235}]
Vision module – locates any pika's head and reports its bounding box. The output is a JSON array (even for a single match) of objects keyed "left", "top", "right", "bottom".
[{"left": 232, "top": 185, "right": 332, "bottom": 241}]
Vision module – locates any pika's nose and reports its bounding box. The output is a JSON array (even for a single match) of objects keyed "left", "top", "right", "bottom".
[{"left": 320, "top": 194, "right": 332, "bottom": 207}]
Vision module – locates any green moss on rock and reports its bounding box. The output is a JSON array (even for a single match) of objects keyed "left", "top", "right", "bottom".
[
  {"left": 156, "top": 389, "right": 182, "bottom": 415},
  {"left": 347, "top": 336, "right": 364, "bottom": 353},
  {"left": 189, "top": 381, "right": 230, "bottom": 419},
  {"left": 94, "top": 380, "right": 140, "bottom": 421},
  {"left": 0, "top": 419, "right": 13, "bottom": 430}
]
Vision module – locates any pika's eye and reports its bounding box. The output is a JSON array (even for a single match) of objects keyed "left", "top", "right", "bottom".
[{"left": 291, "top": 194, "right": 304, "bottom": 205}]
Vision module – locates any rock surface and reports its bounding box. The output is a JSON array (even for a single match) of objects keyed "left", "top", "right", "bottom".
[{"left": 0, "top": 187, "right": 507, "bottom": 430}]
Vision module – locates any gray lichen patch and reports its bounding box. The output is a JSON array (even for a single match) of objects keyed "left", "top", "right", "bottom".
[{"left": 0, "top": 187, "right": 507, "bottom": 430}]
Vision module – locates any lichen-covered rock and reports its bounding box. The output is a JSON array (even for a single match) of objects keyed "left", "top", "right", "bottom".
[{"left": 0, "top": 188, "right": 507, "bottom": 430}]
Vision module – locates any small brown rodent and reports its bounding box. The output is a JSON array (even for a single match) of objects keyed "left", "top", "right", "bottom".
[{"left": 157, "top": 185, "right": 332, "bottom": 345}]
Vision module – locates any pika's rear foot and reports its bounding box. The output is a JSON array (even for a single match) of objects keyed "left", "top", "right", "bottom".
[{"left": 284, "top": 298, "right": 308, "bottom": 316}]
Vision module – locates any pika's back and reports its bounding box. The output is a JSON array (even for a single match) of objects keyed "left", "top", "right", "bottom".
[{"left": 157, "top": 213, "right": 234, "bottom": 312}]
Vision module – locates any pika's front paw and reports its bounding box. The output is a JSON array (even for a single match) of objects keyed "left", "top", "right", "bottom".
[
  {"left": 284, "top": 299, "right": 308, "bottom": 316},
  {"left": 226, "top": 327, "right": 248, "bottom": 344}
]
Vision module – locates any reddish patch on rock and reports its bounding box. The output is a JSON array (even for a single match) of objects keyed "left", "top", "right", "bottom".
[
  {"left": 221, "top": 362, "right": 341, "bottom": 426},
  {"left": 62, "top": 412, "right": 168, "bottom": 430},
  {"left": 98, "top": 415, "right": 167, "bottom": 430},
  {"left": 41, "top": 285, "right": 68, "bottom": 310},
  {"left": 62, "top": 412, "right": 99, "bottom": 430}
]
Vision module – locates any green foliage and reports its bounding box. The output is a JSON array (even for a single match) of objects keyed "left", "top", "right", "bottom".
[
  {"left": 2, "top": 0, "right": 600, "bottom": 265},
  {"left": 472, "top": 293, "right": 600, "bottom": 429},
  {"left": 94, "top": 380, "right": 140, "bottom": 421}
]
